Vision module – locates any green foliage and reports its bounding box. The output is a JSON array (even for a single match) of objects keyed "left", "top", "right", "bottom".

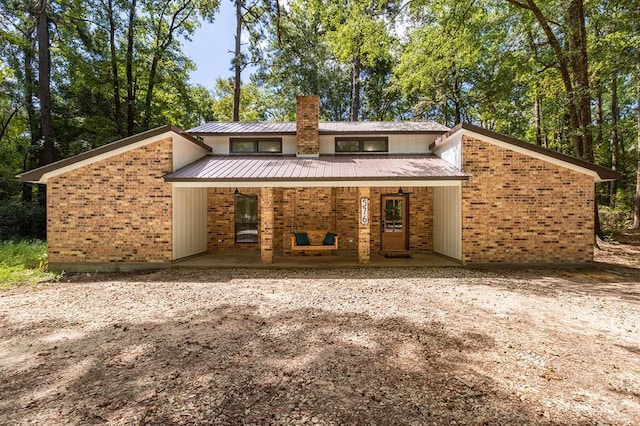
[
  {"left": 210, "top": 78, "right": 275, "bottom": 121},
  {"left": 0, "top": 240, "right": 56, "bottom": 290},
  {"left": 0, "top": 198, "right": 46, "bottom": 241},
  {"left": 599, "top": 206, "right": 631, "bottom": 234},
  {"left": 255, "top": 0, "right": 353, "bottom": 120}
]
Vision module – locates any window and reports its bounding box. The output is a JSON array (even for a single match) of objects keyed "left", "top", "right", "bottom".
[
  {"left": 235, "top": 195, "right": 258, "bottom": 243},
  {"left": 230, "top": 138, "right": 282, "bottom": 154},
  {"left": 335, "top": 137, "right": 388, "bottom": 153}
]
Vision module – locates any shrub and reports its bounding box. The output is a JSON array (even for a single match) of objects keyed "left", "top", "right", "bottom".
[
  {"left": 0, "top": 240, "right": 56, "bottom": 289},
  {"left": 599, "top": 206, "right": 631, "bottom": 234},
  {"left": 0, "top": 198, "right": 46, "bottom": 241}
]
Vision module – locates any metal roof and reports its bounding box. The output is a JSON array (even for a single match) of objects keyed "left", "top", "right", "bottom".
[
  {"left": 188, "top": 122, "right": 297, "bottom": 134},
  {"left": 164, "top": 155, "right": 469, "bottom": 182},
  {"left": 319, "top": 121, "right": 449, "bottom": 133},
  {"left": 188, "top": 121, "right": 449, "bottom": 135}
]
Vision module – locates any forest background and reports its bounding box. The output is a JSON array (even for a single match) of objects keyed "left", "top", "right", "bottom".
[{"left": 0, "top": 0, "right": 639, "bottom": 240}]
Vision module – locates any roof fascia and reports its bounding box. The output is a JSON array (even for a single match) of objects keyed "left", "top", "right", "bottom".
[
  {"left": 191, "top": 130, "right": 447, "bottom": 137},
  {"left": 191, "top": 131, "right": 297, "bottom": 137}
]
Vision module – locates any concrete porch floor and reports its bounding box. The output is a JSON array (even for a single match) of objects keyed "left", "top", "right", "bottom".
[{"left": 174, "top": 250, "right": 460, "bottom": 268}]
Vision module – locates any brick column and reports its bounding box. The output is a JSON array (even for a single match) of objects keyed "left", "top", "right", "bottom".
[
  {"left": 260, "top": 187, "right": 274, "bottom": 264},
  {"left": 358, "top": 187, "right": 371, "bottom": 264}
]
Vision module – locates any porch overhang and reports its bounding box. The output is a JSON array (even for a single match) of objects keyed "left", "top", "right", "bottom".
[
  {"left": 167, "top": 179, "right": 464, "bottom": 188},
  {"left": 164, "top": 154, "right": 470, "bottom": 187}
]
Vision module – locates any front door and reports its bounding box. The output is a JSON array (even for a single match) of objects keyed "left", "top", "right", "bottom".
[{"left": 381, "top": 194, "right": 408, "bottom": 251}]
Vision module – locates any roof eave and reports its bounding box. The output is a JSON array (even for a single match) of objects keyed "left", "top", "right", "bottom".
[
  {"left": 190, "top": 131, "right": 297, "bottom": 137},
  {"left": 164, "top": 176, "right": 470, "bottom": 183}
]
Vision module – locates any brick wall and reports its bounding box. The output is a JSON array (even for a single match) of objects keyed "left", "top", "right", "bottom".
[
  {"left": 295, "top": 95, "right": 319, "bottom": 156},
  {"left": 207, "top": 187, "right": 261, "bottom": 251},
  {"left": 207, "top": 186, "right": 434, "bottom": 254},
  {"left": 47, "top": 138, "right": 174, "bottom": 263},
  {"left": 461, "top": 136, "right": 594, "bottom": 263}
]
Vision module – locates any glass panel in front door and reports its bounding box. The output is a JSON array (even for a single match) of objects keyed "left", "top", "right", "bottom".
[{"left": 384, "top": 199, "right": 403, "bottom": 232}]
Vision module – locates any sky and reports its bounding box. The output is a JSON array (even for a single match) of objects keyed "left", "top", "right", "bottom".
[{"left": 182, "top": 1, "right": 256, "bottom": 92}]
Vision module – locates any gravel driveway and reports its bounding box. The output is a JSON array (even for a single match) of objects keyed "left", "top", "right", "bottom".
[{"left": 1, "top": 264, "right": 639, "bottom": 425}]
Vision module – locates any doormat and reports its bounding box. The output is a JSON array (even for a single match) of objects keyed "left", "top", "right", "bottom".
[{"left": 383, "top": 252, "right": 412, "bottom": 259}]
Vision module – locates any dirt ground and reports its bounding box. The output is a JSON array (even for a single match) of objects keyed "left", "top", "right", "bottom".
[{"left": 1, "top": 243, "right": 639, "bottom": 425}]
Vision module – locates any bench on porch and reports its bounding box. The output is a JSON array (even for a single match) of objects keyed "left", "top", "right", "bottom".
[{"left": 291, "top": 231, "right": 339, "bottom": 251}]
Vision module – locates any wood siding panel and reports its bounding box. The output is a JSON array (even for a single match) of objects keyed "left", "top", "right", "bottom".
[
  {"left": 433, "top": 186, "right": 462, "bottom": 260},
  {"left": 173, "top": 134, "right": 209, "bottom": 171},
  {"left": 173, "top": 187, "right": 208, "bottom": 260}
]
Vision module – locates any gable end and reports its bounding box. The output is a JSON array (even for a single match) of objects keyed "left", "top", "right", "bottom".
[{"left": 18, "top": 125, "right": 211, "bottom": 184}]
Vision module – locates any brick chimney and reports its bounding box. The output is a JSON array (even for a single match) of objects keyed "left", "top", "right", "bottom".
[{"left": 296, "top": 95, "right": 319, "bottom": 157}]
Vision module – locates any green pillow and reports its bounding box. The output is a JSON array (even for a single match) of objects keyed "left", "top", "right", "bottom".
[
  {"left": 294, "top": 232, "right": 310, "bottom": 246},
  {"left": 323, "top": 232, "right": 337, "bottom": 245}
]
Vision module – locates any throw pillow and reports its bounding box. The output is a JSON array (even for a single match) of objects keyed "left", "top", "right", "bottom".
[
  {"left": 294, "top": 232, "right": 310, "bottom": 246},
  {"left": 323, "top": 232, "right": 336, "bottom": 245}
]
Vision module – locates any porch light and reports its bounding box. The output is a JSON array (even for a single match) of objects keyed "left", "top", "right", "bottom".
[
  {"left": 398, "top": 187, "right": 404, "bottom": 195},
  {"left": 234, "top": 188, "right": 241, "bottom": 196}
]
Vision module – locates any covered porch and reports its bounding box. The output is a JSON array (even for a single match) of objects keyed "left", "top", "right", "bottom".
[{"left": 165, "top": 154, "right": 469, "bottom": 265}]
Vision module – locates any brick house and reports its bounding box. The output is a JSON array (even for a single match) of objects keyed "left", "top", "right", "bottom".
[{"left": 19, "top": 95, "right": 620, "bottom": 271}]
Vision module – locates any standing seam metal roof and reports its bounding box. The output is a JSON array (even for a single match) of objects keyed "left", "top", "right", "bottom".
[
  {"left": 164, "top": 155, "right": 469, "bottom": 181},
  {"left": 188, "top": 121, "right": 449, "bottom": 134}
]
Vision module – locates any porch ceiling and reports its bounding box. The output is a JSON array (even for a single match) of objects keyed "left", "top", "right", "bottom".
[{"left": 164, "top": 154, "right": 470, "bottom": 183}]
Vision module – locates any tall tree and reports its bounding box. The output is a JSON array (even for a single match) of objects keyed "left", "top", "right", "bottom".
[
  {"left": 255, "top": 0, "right": 352, "bottom": 120},
  {"left": 126, "top": 0, "right": 137, "bottom": 135},
  {"left": 105, "top": 0, "right": 124, "bottom": 136},
  {"left": 505, "top": 0, "right": 593, "bottom": 161},
  {"left": 318, "top": 0, "right": 397, "bottom": 121},
  {"left": 142, "top": 0, "right": 204, "bottom": 129},
  {"left": 36, "top": 0, "right": 54, "bottom": 166}
]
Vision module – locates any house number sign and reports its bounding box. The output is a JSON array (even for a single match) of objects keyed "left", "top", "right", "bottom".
[{"left": 360, "top": 197, "right": 369, "bottom": 225}]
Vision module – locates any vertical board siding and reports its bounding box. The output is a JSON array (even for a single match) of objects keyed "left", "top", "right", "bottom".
[
  {"left": 388, "top": 134, "right": 437, "bottom": 154},
  {"left": 173, "top": 135, "right": 208, "bottom": 171},
  {"left": 173, "top": 187, "right": 208, "bottom": 260},
  {"left": 433, "top": 135, "right": 462, "bottom": 169},
  {"left": 433, "top": 186, "right": 462, "bottom": 260}
]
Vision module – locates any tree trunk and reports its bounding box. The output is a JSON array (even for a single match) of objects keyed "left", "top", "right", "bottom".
[
  {"left": 595, "top": 89, "right": 603, "bottom": 149},
  {"left": 350, "top": 55, "right": 361, "bottom": 121},
  {"left": 22, "top": 31, "right": 38, "bottom": 203},
  {"left": 36, "top": 0, "right": 54, "bottom": 167},
  {"left": 567, "top": 0, "right": 593, "bottom": 162},
  {"left": 578, "top": 0, "right": 593, "bottom": 162},
  {"left": 142, "top": 54, "right": 160, "bottom": 129},
  {"left": 232, "top": 0, "right": 242, "bottom": 122},
  {"left": 610, "top": 74, "right": 620, "bottom": 209},
  {"left": 126, "top": 0, "right": 137, "bottom": 135},
  {"left": 107, "top": 0, "right": 123, "bottom": 136},
  {"left": 534, "top": 91, "right": 543, "bottom": 146},
  {"left": 594, "top": 194, "right": 605, "bottom": 241},
  {"left": 633, "top": 48, "right": 640, "bottom": 228},
  {"left": 452, "top": 68, "right": 462, "bottom": 124}
]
